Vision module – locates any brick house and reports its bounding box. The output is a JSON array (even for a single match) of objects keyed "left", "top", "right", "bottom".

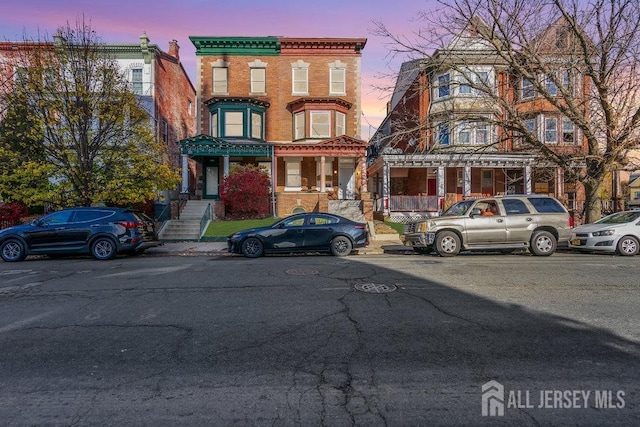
[
  {"left": 0, "top": 33, "right": 196, "bottom": 206},
  {"left": 368, "top": 19, "right": 589, "bottom": 222},
  {"left": 103, "top": 33, "right": 197, "bottom": 202},
  {"left": 179, "top": 36, "right": 370, "bottom": 219}
]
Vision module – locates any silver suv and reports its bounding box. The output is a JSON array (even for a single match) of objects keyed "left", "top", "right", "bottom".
[{"left": 403, "top": 195, "right": 573, "bottom": 257}]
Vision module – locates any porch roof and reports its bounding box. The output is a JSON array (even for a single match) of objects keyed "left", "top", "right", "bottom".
[
  {"left": 368, "top": 153, "right": 543, "bottom": 172},
  {"left": 274, "top": 135, "right": 368, "bottom": 157},
  {"left": 178, "top": 134, "right": 272, "bottom": 157}
]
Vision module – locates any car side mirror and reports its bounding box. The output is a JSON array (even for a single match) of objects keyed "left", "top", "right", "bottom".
[
  {"left": 470, "top": 208, "right": 482, "bottom": 217},
  {"left": 32, "top": 219, "right": 43, "bottom": 226}
]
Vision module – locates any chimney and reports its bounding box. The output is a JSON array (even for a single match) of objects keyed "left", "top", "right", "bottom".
[{"left": 168, "top": 40, "right": 179, "bottom": 60}]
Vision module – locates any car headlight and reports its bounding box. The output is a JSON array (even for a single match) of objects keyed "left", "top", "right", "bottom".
[{"left": 592, "top": 229, "right": 615, "bottom": 237}]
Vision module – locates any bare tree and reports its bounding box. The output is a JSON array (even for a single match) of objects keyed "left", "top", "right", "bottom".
[
  {"left": 373, "top": 0, "right": 640, "bottom": 222},
  {"left": 0, "top": 17, "right": 179, "bottom": 207}
]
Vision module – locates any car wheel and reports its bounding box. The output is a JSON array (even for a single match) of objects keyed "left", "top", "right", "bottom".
[
  {"left": 330, "top": 235, "right": 353, "bottom": 256},
  {"left": 530, "top": 231, "right": 556, "bottom": 256},
  {"left": 1, "top": 239, "right": 27, "bottom": 262},
  {"left": 434, "top": 231, "right": 460, "bottom": 257},
  {"left": 413, "top": 247, "right": 434, "bottom": 255},
  {"left": 616, "top": 235, "right": 639, "bottom": 256},
  {"left": 241, "top": 237, "right": 264, "bottom": 258},
  {"left": 91, "top": 237, "right": 117, "bottom": 260}
]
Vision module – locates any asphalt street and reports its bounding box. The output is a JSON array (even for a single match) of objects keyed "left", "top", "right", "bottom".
[{"left": 0, "top": 251, "right": 638, "bottom": 425}]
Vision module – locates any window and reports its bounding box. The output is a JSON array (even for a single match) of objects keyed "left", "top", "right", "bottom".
[
  {"left": 546, "top": 74, "right": 558, "bottom": 96},
  {"left": 562, "top": 119, "right": 575, "bottom": 144},
  {"left": 131, "top": 68, "right": 143, "bottom": 95},
  {"left": 285, "top": 160, "right": 302, "bottom": 188},
  {"left": 561, "top": 70, "right": 572, "bottom": 93},
  {"left": 310, "top": 111, "right": 330, "bottom": 138},
  {"left": 482, "top": 170, "right": 493, "bottom": 188},
  {"left": 459, "top": 72, "right": 472, "bottom": 94},
  {"left": 528, "top": 197, "right": 565, "bottom": 213},
  {"left": 213, "top": 67, "right": 228, "bottom": 93},
  {"left": 251, "top": 68, "right": 266, "bottom": 94},
  {"left": 437, "top": 74, "right": 450, "bottom": 98},
  {"left": 188, "top": 99, "right": 193, "bottom": 116},
  {"left": 330, "top": 67, "right": 346, "bottom": 94},
  {"left": 502, "top": 199, "right": 531, "bottom": 215},
  {"left": 545, "top": 118, "right": 558, "bottom": 143},
  {"left": 437, "top": 123, "right": 449, "bottom": 145},
  {"left": 634, "top": 191, "right": 640, "bottom": 200},
  {"left": 211, "top": 113, "right": 218, "bottom": 137},
  {"left": 457, "top": 121, "right": 489, "bottom": 145},
  {"left": 292, "top": 67, "right": 308, "bottom": 94},
  {"left": 476, "top": 123, "right": 489, "bottom": 145},
  {"left": 161, "top": 119, "right": 168, "bottom": 142},
  {"left": 294, "top": 112, "right": 305, "bottom": 140},
  {"left": 458, "top": 122, "right": 470, "bottom": 144},
  {"left": 335, "top": 112, "right": 346, "bottom": 136},
  {"left": 225, "top": 111, "right": 243, "bottom": 137},
  {"left": 522, "top": 77, "right": 535, "bottom": 99},
  {"left": 251, "top": 112, "right": 262, "bottom": 139},
  {"left": 475, "top": 71, "right": 490, "bottom": 94}
]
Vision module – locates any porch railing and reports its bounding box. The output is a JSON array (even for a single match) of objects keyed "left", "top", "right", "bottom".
[{"left": 388, "top": 195, "right": 440, "bottom": 212}]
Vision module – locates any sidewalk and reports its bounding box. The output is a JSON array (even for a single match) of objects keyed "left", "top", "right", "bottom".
[{"left": 145, "top": 238, "right": 413, "bottom": 256}]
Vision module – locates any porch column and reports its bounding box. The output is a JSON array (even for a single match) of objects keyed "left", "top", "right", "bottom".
[
  {"left": 437, "top": 166, "right": 445, "bottom": 198},
  {"left": 556, "top": 167, "right": 564, "bottom": 198},
  {"left": 181, "top": 154, "right": 189, "bottom": 193},
  {"left": 524, "top": 165, "right": 532, "bottom": 194},
  {"left": 359, "top": 156, "right": 368, "bottom": 193},
  {"left": 223, "top": 155, "right": 230, "bottom": 177},
  {"left": 463, "top": 166, "right": 472, "bottom": 197},
  {"left": 320, "top": 156, "right": 326, "bottom": 192},
  {"left": 383, "top": 162, "right": 390, "bottom": 215}
]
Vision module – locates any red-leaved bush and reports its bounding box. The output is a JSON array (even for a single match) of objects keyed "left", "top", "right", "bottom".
[
  {"left": 0, "top": 202, "right": 30, "bottom": 228},
  {"left": 219, "top": 165, "right": 271, "bottom": 218}
]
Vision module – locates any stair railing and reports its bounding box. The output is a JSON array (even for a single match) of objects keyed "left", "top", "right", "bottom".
[{"left": 198, "top": 203, "right": 211, "bottom": 241}]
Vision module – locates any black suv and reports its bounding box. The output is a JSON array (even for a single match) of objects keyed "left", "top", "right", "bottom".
[{"left": 0, "top": 207, "right": 160, "bottom": 262}]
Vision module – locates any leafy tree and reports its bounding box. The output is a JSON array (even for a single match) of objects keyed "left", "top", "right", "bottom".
[
  {"left": 0, "top": 18, "right": 180, "bottom": 207},
  {"left": 220, "top": 165, "right": 271, "bottom": 219},
  {"left": 373, "top": 0, "right": 640, "bottom": 222}
]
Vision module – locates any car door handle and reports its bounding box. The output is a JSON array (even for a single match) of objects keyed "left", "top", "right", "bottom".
[
  {"left": 526, "top": 218, "right": 533, "bottom": 222},
  {"left": 496, "top": 219, "right": 504, "bottom": 223},
  {"left": 55, "top": 227, "right": 66, "bottom": 230}
]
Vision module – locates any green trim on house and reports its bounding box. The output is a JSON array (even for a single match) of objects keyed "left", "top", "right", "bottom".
[
  {"left": 190, "top": 36, "right": 280, "bottom": 56},
  {"left": 179, "top": 134, "right": 272, "bottom": 157}
]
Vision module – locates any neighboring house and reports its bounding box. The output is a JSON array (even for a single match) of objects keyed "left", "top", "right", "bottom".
[
  {"left": 179, "top": 36, "right": 369, "bottom": 219},
  {"left": 628, "top": 174, "right": 640, "bottom": 209},
  {"left": 368, "top": 18, "right": 589, "bottom": 221},
  {"left": 0, "top": 33, "right": 196, "bottom": 203},
  {"left": 101, "top": 33, "right": 197, "bottom": 200}
]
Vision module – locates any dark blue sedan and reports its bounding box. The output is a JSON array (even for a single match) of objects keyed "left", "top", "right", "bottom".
[{"left": 227, "top": 212, "right": 369, "bottom": 258}]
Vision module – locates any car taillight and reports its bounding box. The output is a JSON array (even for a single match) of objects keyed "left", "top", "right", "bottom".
[
  {"left": 119, "top": 221, "right": 142, "bottom": 229},
  {"left": 569, "top": 216, "right": 574, "bottom": 228},
  {"left": 355, "top": 224, "right": 366, "bottom": 229}
]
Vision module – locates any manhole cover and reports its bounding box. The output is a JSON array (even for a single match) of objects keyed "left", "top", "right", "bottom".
[
  {"left": 354, "top": 283, "right": 397, "bottom": 293},
  {"left": 285, "top": 268, "right": 320, "bottom": 276}
]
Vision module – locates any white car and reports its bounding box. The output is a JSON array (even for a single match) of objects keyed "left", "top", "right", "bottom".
[{"left": 569, "top": 210, "right": 640, "bottom": 256}]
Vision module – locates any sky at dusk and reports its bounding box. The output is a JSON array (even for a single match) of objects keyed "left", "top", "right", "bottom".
[{"left": 2, "top": 0, "right": 440, "bottom": 140}]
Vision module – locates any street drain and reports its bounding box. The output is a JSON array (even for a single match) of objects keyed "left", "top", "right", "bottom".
[
  {"left": 354, "top": 283, "right": 397, "bottom": 293},
  {"left": 285, "top": 268, "right": 320, "bottom": 276}
]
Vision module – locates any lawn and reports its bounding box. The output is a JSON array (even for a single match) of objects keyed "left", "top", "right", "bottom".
[
  {"left": 203, "top": 217, "right": 278, "bottom": 239},
  {"left": 202, "top": 217, "right": 405, "bottom": 240}
]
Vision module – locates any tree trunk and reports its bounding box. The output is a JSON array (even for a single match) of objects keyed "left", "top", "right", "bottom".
[{"left": 582, "top": 179, "right": 603, "bottom": 224}]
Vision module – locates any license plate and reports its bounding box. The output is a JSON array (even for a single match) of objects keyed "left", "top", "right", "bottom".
[{"left": 571, "top": 239, "right": 581, "bottom": 246}]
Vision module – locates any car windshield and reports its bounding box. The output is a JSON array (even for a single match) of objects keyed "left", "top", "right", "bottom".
[
  {"left": 442, "top": 200, "right": 475, "bottom": 217},
  {"left": 596, "top": 211, "right": 640, "bottom": 224}
]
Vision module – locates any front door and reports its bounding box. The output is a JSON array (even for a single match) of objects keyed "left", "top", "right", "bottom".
[
  {"left": 205, "top": 166, "right": 219, "bottom": 199},
  {"left": 339, "top": 165, "right": 355, "bottom": 199}
]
